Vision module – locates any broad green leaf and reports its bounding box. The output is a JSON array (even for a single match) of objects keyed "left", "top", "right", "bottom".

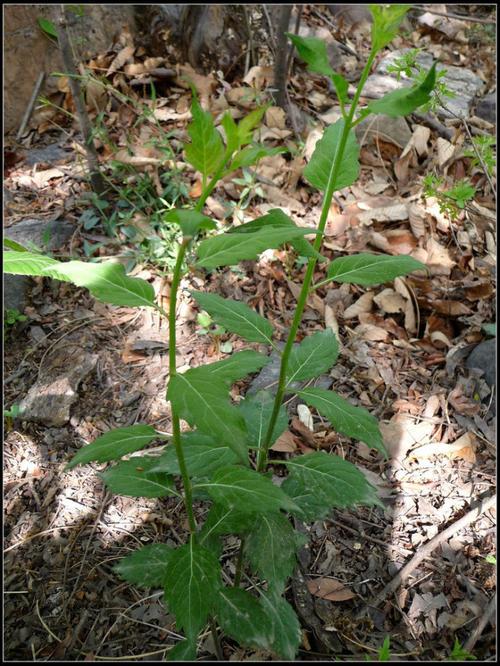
[
  {"left": 230, "top": 145, "right": 285, "bottom": 171},
  {"left": 281, "top": 476, "right": 331, "bottom": 521},
  {"left": 184, "top": 95, "right": 224, "bottom": 176},
  {"left": 239, "top": 390, "right": 288, "bottom": 450},
  {"left": 287, "top": 33, "right": 348, "bottom": 104},
  {"left": 38, "top": 17, "right": 58, "bottom": 39},
  {"left": 100, "top": 456, "right": 176, "bottom": 498},
  {"left": 114, "top": 544, "right": 174, "bottom": 587},
  {"left": 367, "top": 63, "right": 437, "bottom": 117},
  {"left": 191, "top": 291, "right": 274, "bottom": 344},
  {"left": 237, "top": 106, "right": 268, "bottom": 145},
  {"left": 164, "top": 209, "right": 216, "bottom": 238},
  {"left": 228, "top": 208, "right": 324, "bottom": 260},
  {"left": 195, "top": 225, "right": 317, "bottom": 270},
  {"left": 327, "top": 252, "right": 426, "bottom": 286},
  {"left": 164, "top": 536, "right": 221, "bottom": 639},
  {"left": 199, "top": 504, "right": 256, "bottom": 547},
  {"left": 167, "top": 639, "right": 197, "bottom": 662},
  {"left": 196, "top": 465, "right": 298, "bottom": 513},
  {"left": 221, "top": 111, "right": 240, "bottom": 154},
  {"left": 259, "top": 590, "right": 301, "bottom": 661},
  {"left": 3, "top": 250, "right": 63, "bottom": 277},
  {"left": 149, "top": 432, "right": 238, "bottom": 478},
  {"left": 167, "top": 367, "right": 248, "bottom": 460},
  {"left": 66, "top": 424, "right": 160, "bottom": 470},
  {"left": 203, "top": 350, "right": 270, "bottom": 384},
  {"left": 287, "top": 329, "right": 339, "bottom": 385},
  {"left": 216, "top": 588, "right": 271, "bottom": 650},
  {"left": 245, "top": 513, "right": 297, "bottom": 592},
  {"left": 304, "top": 119, "right": 359, "bottom": 192},
  {"left": 299, "top": 387, "right": 386, "bottom": 455},
  {"left": 44, "top": 260, "right": 156, "bottom": 308},
  {"left": 3, "top": 238, "right": 30, "bottom": 252},
  {"left": 283, "top": 451, "right": 380, "bottom": 511},
  {"left": 369, "top": 4, "right": 411, "bottom": 52}
]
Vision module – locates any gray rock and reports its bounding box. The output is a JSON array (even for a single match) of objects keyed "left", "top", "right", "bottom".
[
  {"left": 465, "top": 338, "right": 496, "bottom": 387},
  {"left": 355, "top": 113, "right": 412, "bottom": 148},
  {"left": 4, "top": 275, "right": 30, "bottom": 312},
  {"left": 474, "top": 93, "right": 496, "bottom": 124},
  {"left": 19, "top": 345, "right": 98, "bottom": 427},
  {"left": 24, "top": 144, "right": 72, "bottom": 167}
]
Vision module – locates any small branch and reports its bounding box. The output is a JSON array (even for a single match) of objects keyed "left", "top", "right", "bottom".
[
  {"left": 463, "top": 593, "right": 496, "bottom": 652},
  {"left": 365, "top": 493, "right": 496, "bottom": 610},
  {"left": 16, "top": 72, "right": 45, "bottom": 141},
  {"left": 410, "top": 5, "right": 497, "bottom": 25}
]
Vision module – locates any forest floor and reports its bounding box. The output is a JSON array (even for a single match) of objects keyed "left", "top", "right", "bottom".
[{"left": 3, "top": 5, "right": 497, "bottom": 662}]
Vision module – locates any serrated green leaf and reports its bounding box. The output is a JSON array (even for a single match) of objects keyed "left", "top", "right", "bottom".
[
  {"left": 149, "top": 432, "right": 238, "bottom": 478},
  {"left": 245, "top": 513, "right": 297, "bottom": 593},
  {"left": 203, "top": 350, "right": 269, "bottom": 384},
  {"left": 283, "top": 451, "right": 381, "bottom": 511},
  {"left": 367, "top": 63, "right": 437, "bottom": 117},
  {"left": 43, "top": 260, "right": 156, "bottom": 308},
  {"left": 164, "top": 537, "right": 221, "bottom": 639},
  {"left": 327, "top": 252, "right": 426, "bottom": 286},
  {"left": 259, "top": 590, "right": 301, "bottom": 661},
  {"left": 230, "top": 145, "right": 285, "bottom": 171},
  {"left": 281, "top": 476, "right": 331, "bottom": 521},
  {"left": 100, "top": 456, "right": 176, "bottom": 498},
  {"left": 299, "top": 387, "right": 386, "bottom": 455},
  {"left": 66, "top": 424, "right": 159, "bottom": 470},
  {"left": 239, "top": 390, "right": 288, "bottom": 450},
  {"left": 191, "top": 291, "right": 274, "bottom": 344},
  {"left": 221, "top": 111, "right": 240, "bottom": 155},
  {"left": 196, "top": 466, "right": 298, "bottom": 513},
  {"left": 287, "top": 329, "right": 339, "bottom": 385},
  {"left": 195, "top": 225, "right": 317, "bottom": 270},
  {"left": 3, "top": 250, "right": 64, "bottom": 277},
  {"left": 369, "top": 4, "right": 411, "bottom": 52},
  {"left": 114, "top": 544, "right": 174, "bottom": 587},
  {"left": 167, "top": 367, "right": 248, "bottom": 461},
  {"left": 216, "top": 588, "right": 271, "bottom": 650},
  {"left": 304, "top": 119, "right": 359, "bottom": 192},
  {"left": 167, "top": 638, "right": 197, "bottom": 662},
  {"left": 184, "top": 95, "right": 224, "bottom": 176},
  {"left": 199, "top": 504, "right": 256, "bottom": 548},
  {"left": 164, "top": 208, "right": 216, "bottom": 238}
]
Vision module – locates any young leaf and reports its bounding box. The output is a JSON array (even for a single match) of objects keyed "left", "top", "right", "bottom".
[
  {"left": 38, "top": 17, "right": 58, "bottom": 40},
  {"left": 239, "top": 390, "right": 288, "bottom": 451},
  {"left": 203, "top": 350, "right": 270, "bottom": 384},
  {"left": 298, "top": 387, "right": 386, "bottom": 456},
  {"left": 216, "top": 588, "right": 271, "bottom": 650},
  {"left": 367, "top": 63, "right": 437, "bottom": 117},
  {"left": 184, "top": 95, "right": 224, "bottom": 176},
  {"left": 258, "top": 590, "right": 302, "bottom": 661},
  {"left": 100, "top": 457, "right": 176, "bottom": 498},
  {"left": 167, "top": 639, "right": 197, "bottom": 662},
  {"left": 191, "top": 291, "right": 274, "bottom": 344},
  {"left": 164, "top": 209, "right": 216, "bottom": 238},
  {"left": 3, "top": 250, "right": 64, "bottom": 277},
  {"left": 281, "top": 476, "right": 331, "bottom": 521},
  {"left": 149, "top": 432, "right": 238, "bottom": 478},
  {"left": 283, "top": 451, "right": 381, "bottom": 510},
  {"left": 245, "top": 512, "right": 297, "bottom": 593},
  {"left": 327, "top": 253, "right": 426, "bottom": 286},
  {"left": 369, "top": 4, "right": 411, "bottom": 52},
  {"left": 66, "top": 424, "right": 160, "bottom": 470},
  {"left": 304, "top": 119, "right": 360, "bottom": 193},
  {"left": 44, "top": 260, "right": 156, "bottom": 308},
  {"left": 221, "top": 111, "right": 240, "bottom": 155},
  {"left": 195, "top": 225, "right": 317, "bottom": 270},
  {"left": 167, "top": 367, "right": 248, "bottom": 460},
  {"left": 196, "top": 466, "right": 298, "bottom": 514},
  {"left": 164, "top": 537, "right": 221, "bottom": 639},
  {"left": 114, "top": 544, "right": 174, "bottom": 587},
  {"left": 230, "top": 145, "right": 285, "bottom": 171},
  {"left": 237, "top": 106, "right": 268, "bottom": 145},
  {"left": 287, "top": 329, "right": 339, "bottom": 385}
]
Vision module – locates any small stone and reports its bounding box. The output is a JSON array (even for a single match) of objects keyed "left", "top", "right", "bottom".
[
  {"left": 474, "top": 93, "right": 496, "bottom": 124},
  {"left": 465, "top": 338, "right": 496, "bottom": 387}
]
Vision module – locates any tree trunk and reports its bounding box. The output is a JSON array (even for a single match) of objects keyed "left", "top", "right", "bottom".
[{"left": 272, "top": 5, "right": 293, "bottom": 108}]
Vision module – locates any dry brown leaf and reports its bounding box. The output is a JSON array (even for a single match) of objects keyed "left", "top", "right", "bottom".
[
  {"left": 270, "top": 430, "right": 298, "bottom": 452},
  {"left": 436, "top": 137, "right": 456, "bottom": 169},
  {"left": 189, "top": 180, "right": 203, "bottom": 198},
  {"left": 380, "top": 413, "right": 435, "bottom": 461},
  {"left": 409, "top": 432, "right": 477, "bottom": 462},
  {"left": 448, "top": 385, "right": 481, "bottom": 416},
  {"left": 176, "top": 64, "right": 216, "bottom": 102},
  {"left": 324, "top": 305, "right": 341, "bottom": 345},
  {"left": 226, "top": 87, "right": 256, "bottom": 109},
  {"left": 394, "top": 277, "right": 417, "bottom": 334},
  {"left": 373, "top": 288, "right": 406, "bottom": 314},
  {"left": 303, "top": 128, "right": 323, "bottom": 161},
  {"left": 297, "top": 405, "right": 314, "bottom": 432},
  {"left": 307, "top": 578, "right": 356, "bottom": 602},
  {"left": 153, "top": 107, "right": 191, "bottom": 122},
  {"left": 343, "top": 291, "right": 374, "bottom": 319},
  {"left": 259, "top": 127, "right": 292, "bottom": 141},
  {"left": 408, "top": 203, "right": 426, "bottom": 239},
  {"left": 85, "top": 78, "right": 107, "bottom": 113},
  {"left": 354, "top": 323, "right": 389, "bottom": 341},
  {"left": 385, "top": 229, "right": 418, "bottom": 255},
  {"left": 265, "top": 106, "right": 286, "bottom": 129},
  {"left": 358, "top": 203, "right": 408, "bottom": 226},
  {"left": 242, "top": 65, "right": 274, "bottom": 88},
  {"left": 425, "top": 237, "right": 455, "bottom": 276},
  {"left": 423, "top": 394, "right": 441, "bottom": 418},
  {"left": 107, "top": 45, "right": 135, "bottom": 76},
  {"left": 431, "top": 300, "right": 472, "bottom": 317}
]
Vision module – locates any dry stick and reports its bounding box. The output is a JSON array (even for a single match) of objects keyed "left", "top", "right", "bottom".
[
  {"left": 57, "top": 11, "right": 104, "bottom": 194},
  {"left": 410, "top": 5, "right": 497, "bottom": 25},
  {"left": 463, "top": 593, "right": 497, "bottom": 652},
  {"left": 16, "top": 72, "right": 45, "bottom": 141},
  {"left": 365, "top": 493, "right": 496, "bottom": 611}
]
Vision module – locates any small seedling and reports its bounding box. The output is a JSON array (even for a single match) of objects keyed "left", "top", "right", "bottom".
[
  {"left": 4, "top": 309, "right": 28, "bottom": 328},
  {"left": 450, "top": 638, "right": 477, "bottom": 661}
]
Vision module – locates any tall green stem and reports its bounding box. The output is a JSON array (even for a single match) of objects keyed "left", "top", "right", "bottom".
[
  {"left": 169, "top": 238, "right": 197, "bottom": 533},
  {"left": 256, "top": 51, "right": 376, "bottom": 472}
]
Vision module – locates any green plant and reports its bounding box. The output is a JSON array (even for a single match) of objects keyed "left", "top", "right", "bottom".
[
  {"left": 485, "top": 553, "right": 496, "bottom": 564},
  {"left": 463, "top": 135, "right": 496, "bottom": 180},
  {"left": 3, "top": 404, "right": 24, "bottom": 431},
  {"left": 4, "top": 309, "right": 28, "bottom": 327},
  {"left": 423, "top": 174, "right": 476, "bottom": 219},
  {"left": 3, "top": 6, "right": 436, "bottom": 659},
  {"left": 196, "top": 310, "right": 232, "bottom": 354},
  {"left": 449, "top": 638, "right": 476, "bottom": 661}
]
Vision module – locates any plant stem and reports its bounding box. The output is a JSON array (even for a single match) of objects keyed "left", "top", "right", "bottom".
[
  {"left": 195, "top": 148, "right": 233, "bottom": 212},
  {"left": 168, "top": 238, "right": 197, "bottom": 533},
  {"left": 256, "top": 50, "right": 377, "bottom": 472},
  {"left": 233, "top": 536, "right": 246, "bottom": 587}
]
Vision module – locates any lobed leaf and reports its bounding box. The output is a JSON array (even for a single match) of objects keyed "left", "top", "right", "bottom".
[
  {"left": 114, "top": 544, "right": 174, "bottom": 588},
  {"left": 258, "top": 590, "right": 302, "bottom": 661},
  {"left": 287, "top": 329, "right": 339, "bottom": 385},
  {"left": 66, "top": 424, "right": 160, "bottom": 470},
  {"left": 199, "top": 504, "right": 256, "bottom": 548},
  {"left": 299, "top": 387, "right": 386, "bottom": 455},
  {"left": 327, "top": 252, "right": 426, "bottom": 286},
  {"left": 184, "top": 95, "right": 224, "bottom": 176},
  {"left": 304, "top": 119, "right": 360, "bottom": 193},
  {"left": 239, "top": 390, "right": 288, "bottom": 451},
  {"left": 367, "top": 63, "right": 437, "bottom": 117},
  {"left": 100, "top": 456, "right": 176, "bottom": 498},
  {"left": 216, "top": 588, "right": 271, "bottom": 650}
]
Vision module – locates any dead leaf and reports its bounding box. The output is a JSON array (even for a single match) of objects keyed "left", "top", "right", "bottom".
[
  {"left": 425, "top": 237, "right": 455, "bottom": 276},
  {"left": 436, "top": 137, "right": 456, "bottom": 169},
  {"left": 395, "top": 277, "right": 417, "bottom": 334},
  {"left": 106, "top": 45, "right": 135, "bottom": 76},
  {"left": 373, "top": 288, "right": 406, "bottom": 314},
  {"left": 408, "top": 203, "right": 426, "bottom": 239},
  {"left": 265, "top": 106, "right": 287, "bottom": 129},
  {"left": 324, "top": 305, "right": 341, "bottom": 345},
  {"left": 380, "top": 413, "right": 435, "bottom": 461},
  {"left": 358, "top": 203, "right": 408, "bottom": 226},
  {"left": 242, "top": 65, "right": 274, "bottom": 88},
  {"left": 409, "top": 432, "right": 476, "bottom": 462},
  {"left": 448, "top": 385, "right": 481, "bottom": 416},
  {"left": 354, "top": 323, "right": 389, "bottom": 341},
  {"left": 431, "top": 300, "right": 472, "bottom": 317},
  {"left": 307, "top": 578, "right": 356, "bottom": 602},
  {"left": 297, "top": 405, "right": 314, "bottom": 432},
  {"left": 270, "top": 430, "right": 298, "bottom": 452},
  {"left": 343, "top": 292, "right": 374, "bottom": 319}
]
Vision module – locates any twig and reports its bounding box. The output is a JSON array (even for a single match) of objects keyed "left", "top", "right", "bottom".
[
  {"left": 410, "top": 5, "right": 497, "bottom": 25},
  {"left": 411, "top": 111, "right": 454, "bottom": 140},
  {"left": 16, "top": 72, "right": 45, "bottom": 141},
  {"left": 286, "top": 4, "right": 303, "bottom": 75},
  {"left": 463, "top": 594, "right": 496, "bottom": 652},
  {"left": 364, "top": 493, "right": 496, "bottom": 610}
]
